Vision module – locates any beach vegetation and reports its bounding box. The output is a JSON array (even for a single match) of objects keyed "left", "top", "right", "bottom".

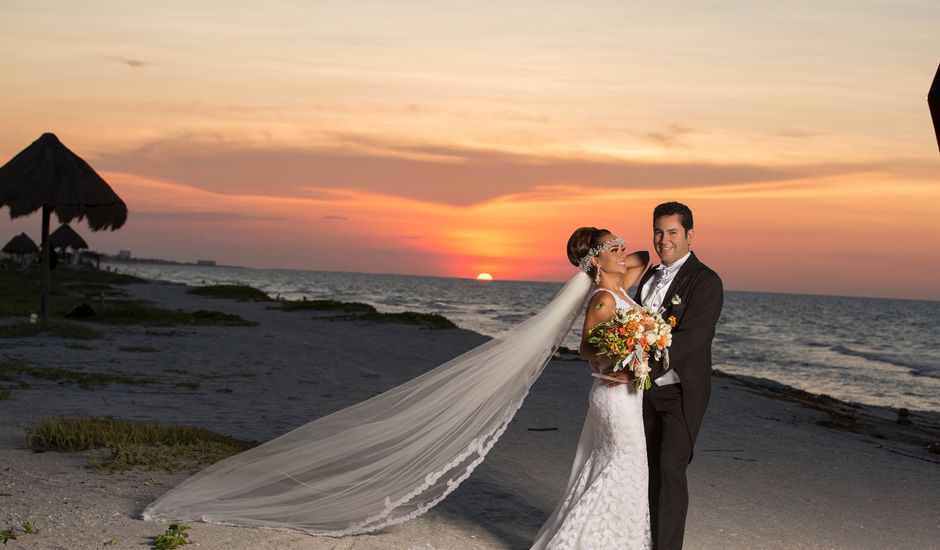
[
  {"left": 0, "top": 268, "right": 253, "bottom": 328},
  {"left": 0, "top": 266, "right": 142, "bottom": 319},
  {"left": 188, "top": 284, "right": 272, "bottom": 302},
  {"left": 278, "top": 298, "right": 376, "bottom": 314},
  {"left": 351, "top": 311, "right": 457, "bottom": 329},
  {"left": 278, "top": 299, "right": 456, "bottom": 328},
  {"left": 0, "top": 320, "right": 103, "bottom": 340},
  {"left": 0, "top": 360, "right": 153, "bottom": 389},
  {"left": 65, "top": 342, "right": 95, "bottom": 350},
  {"left": 26, "top": 417, "right": 256, "bottom": 473},
  {"left": 0, "top": 390, "right": 11, "bottom": 400},
  {"left": 83, "top": 299, "right": 257, "bottom": 327},
  {"left": 154, "top": 524, "right": 191, "bottom": 549},
  {"left": 0, "top": 520, "right": 37, "bottom": 544}
]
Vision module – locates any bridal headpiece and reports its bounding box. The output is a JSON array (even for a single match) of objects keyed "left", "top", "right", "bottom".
[{"left": 577, "top": 236, "right": 625, "bottom": 273}]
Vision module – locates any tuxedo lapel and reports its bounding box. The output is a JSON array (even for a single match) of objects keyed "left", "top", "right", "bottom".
[
  {"left": 659, "top": 252, "right": 701, "bottom": 318},
  {"left": 634, "top": 266, "right": 658, "bottom": 303}
]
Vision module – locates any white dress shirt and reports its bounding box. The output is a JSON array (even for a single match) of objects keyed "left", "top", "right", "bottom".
[{"left": 641, "top": 251, "right": 692, "bottom": 386}]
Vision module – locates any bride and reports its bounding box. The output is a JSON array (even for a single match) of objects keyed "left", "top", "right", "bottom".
[
  {"left": 143, "top": 227, "right": 650, "bottom": 548},
  {"left": 532, "top": 227, "right": 650, "bottom": 549}
]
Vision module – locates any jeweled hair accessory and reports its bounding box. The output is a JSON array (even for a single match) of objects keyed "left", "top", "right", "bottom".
[{"left": 577, "top": 237, "right": 625, "bottom": 273}]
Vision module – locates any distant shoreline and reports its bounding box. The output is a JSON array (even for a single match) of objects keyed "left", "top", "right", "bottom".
[{"left": 98, "top": 258, "right": 939, "bottom": 303}]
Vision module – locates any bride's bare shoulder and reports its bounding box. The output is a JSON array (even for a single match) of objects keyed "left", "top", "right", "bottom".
[{"left": 586, "top": 290, "right": 617, "bottom": 316}]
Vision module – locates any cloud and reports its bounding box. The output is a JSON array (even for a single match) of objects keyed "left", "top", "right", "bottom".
[
  {"left": 645, "top": 124, "right": 696, "bottom": 148},
  {"left": 131, "top": 211, "right": 282, "bottom": 222},
  {"left": 321, "top": 215, "right": 349, "bottom": 220},
  {"left": 104, "top": 55, "right": 149, "bottom": 68},
  {"left": 94, "top": 135, "right": 874, "bottom": 207}
]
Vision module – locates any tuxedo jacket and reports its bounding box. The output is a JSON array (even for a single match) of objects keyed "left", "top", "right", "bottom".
[{"left": 633, "top": 251, "right": 723, "bottom": 444}]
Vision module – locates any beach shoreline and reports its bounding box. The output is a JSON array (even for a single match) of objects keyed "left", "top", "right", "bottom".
[{"left": 1, "top": 277, "right": 937, "bottom": 549}]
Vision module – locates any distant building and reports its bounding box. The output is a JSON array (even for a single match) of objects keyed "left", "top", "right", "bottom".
[
  {"left": 196, "top": 259, "right": 216, "bottom": 266},
  {"left": 116, "top": 250, "right": 131, "bottom": 259}
]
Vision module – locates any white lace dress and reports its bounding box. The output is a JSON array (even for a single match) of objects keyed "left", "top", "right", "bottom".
[{"left": 531, "top": 289, "right": 652, "bottom": 550}]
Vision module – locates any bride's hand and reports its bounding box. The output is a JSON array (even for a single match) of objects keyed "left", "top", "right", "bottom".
[
  {"left": 601, "top": 369, "right": 635, "bottom": 388},
  {"left": 588, "top": 357, "right": 613, "bottom": 373}
]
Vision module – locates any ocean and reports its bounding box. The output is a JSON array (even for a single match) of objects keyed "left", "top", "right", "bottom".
[{"left": 105, "top": 262, "right": 940, "bottom": 413}]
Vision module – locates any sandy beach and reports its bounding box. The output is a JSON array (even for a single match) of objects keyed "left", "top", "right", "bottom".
[{"left": 1, "top": 279, "right": 938, "bottom": 550}]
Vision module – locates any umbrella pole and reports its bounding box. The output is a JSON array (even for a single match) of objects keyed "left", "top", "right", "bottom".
[{"left": 40, "top": 205, "right": 51, "bottom": 326}]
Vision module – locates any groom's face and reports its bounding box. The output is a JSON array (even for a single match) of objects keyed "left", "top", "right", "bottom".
[{"left": 653, "top": 214, "right": 693, "bottom": 266}]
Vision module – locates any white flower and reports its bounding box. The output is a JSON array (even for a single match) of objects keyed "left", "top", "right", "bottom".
[
  {"left": 646, "top": 334, "right": 658, "bottom": 345},
  {"left": 671, "top": 295, "right": 682, "bottom": 305}
]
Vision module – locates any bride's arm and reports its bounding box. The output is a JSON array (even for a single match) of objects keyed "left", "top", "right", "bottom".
[
  {"left": 620, "top": 250, "right": 650, "bottom": 291},
  {"left": 579, "top": 292, "right": 617, "bottom": 370}
]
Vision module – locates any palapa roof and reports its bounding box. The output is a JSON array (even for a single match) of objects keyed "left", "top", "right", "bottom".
[
  {"left": 0, "top": 133, "right": 127, "bottom": 230},
  {"left": 2, "top": 232, "right": 39, "bottom": 255},
  {"left": 50, "top": 223, "right": 89, "bottom": 250},
  {"left": 930, "top": 63, "right": 940, "bottom": 153}
]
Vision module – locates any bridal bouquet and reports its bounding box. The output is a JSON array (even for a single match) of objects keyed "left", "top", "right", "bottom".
[{"left": 587, "top": 307, "right": 676, "bottom": 389}]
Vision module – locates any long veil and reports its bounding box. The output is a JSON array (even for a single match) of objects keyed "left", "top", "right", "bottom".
[{"left": 143, "top": 272, "right": 592, "bottom": 536}]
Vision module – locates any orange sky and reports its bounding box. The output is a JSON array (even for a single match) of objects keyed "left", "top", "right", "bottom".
[{"left": 1, "top": 1, "right": 938, "bottom": 299}]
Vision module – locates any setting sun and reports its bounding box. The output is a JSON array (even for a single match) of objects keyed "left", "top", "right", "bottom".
[{"left": 475, "top": 273, "right": 494, "bottom": 281}]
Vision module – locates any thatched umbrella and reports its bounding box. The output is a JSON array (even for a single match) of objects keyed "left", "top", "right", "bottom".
[
  {"left": 0, "top": 133, "right": 127, "bottom": 323},
  {"left": 929, "top": 62, "right": 940, "bottom": 154},
  {"left": 2, "top": 232, "right": 40, "bottom": 255},
  {"left": 50, "top": 223, "right": 89, "bottom": 251}
]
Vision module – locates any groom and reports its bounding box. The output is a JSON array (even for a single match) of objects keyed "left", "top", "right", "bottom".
[{"left": 633, "top": 202, "right": 723, "bottom": 550}]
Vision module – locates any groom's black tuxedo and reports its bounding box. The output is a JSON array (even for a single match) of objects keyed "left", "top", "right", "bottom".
[{"left": 633, "top": 251, "right": 722, "bottom": 550}]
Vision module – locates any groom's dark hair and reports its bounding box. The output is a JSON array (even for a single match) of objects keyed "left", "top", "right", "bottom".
[{"left": 653, "top": 202, "right": 693, "bottom": 233}]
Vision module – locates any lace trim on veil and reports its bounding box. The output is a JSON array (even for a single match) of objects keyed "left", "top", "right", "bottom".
[{"left": 317, "top": 369, "right": 540, "bottom": 537}]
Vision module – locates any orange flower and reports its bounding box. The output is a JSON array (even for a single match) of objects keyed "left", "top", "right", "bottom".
[
  {"left": 657, "top": 334, "right": 668, "bottom": 347},
  {"left": 668, "top": 315, "right": 677, "bottom": 327}
]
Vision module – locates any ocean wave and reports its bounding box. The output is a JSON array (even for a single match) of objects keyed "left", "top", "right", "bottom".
[{"left": 830, "top": 345, "right": 940, "bottom": 379}]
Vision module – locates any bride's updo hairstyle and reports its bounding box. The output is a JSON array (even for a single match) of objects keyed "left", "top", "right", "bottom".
[{"left": 567, "top": 227, "right": 611, "bottom": 279}]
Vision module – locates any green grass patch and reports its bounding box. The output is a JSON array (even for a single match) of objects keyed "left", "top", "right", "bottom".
[
  {"left": 86, "top": 300, "right": 256, "bottom": 327},
  {"left": 0, "top": 389, "right": 11, "bottom": 400},
  {"left": 187, "top": 284, "right": 272, "bottom": 302},
  {"left": 0, "top": 320, "right": 103, "bottom": 340},
  {"left": 350, "top": 311, "right": 457, "bottom": 329},
  {"left": 66, "top": 342, "right": 95, "bottom": 350},
  {"left": 278, "top": 299, "right": 456, "bottom": 329},
  {"left": 279, "top": 298, "right": 378, "bottom": 314},
  {"left": 27, "top": 416, "right": 256, "bottom": 473},
  {"left": 0, "top": 266, "right": 144, "bottom": 319},
  {"left": 0, "top": 360, "right": 153, "bottom": 389}
]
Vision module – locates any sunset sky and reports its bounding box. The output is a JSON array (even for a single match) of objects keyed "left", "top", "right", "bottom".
[{"left": 1, "top": 1, "right": 938, "bottom": 299}]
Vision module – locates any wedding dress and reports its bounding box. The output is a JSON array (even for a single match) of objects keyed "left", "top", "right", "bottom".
[{"left": 531, "top": 288, "right": 652, "bottom": 550}]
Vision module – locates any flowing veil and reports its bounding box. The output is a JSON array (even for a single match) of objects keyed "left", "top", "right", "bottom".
[{"left": 143, "top": 272, "right": 593, "bottom": 536}]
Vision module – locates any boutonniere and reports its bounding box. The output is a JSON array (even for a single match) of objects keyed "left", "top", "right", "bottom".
[{"left": 671, "top": 295, "right": 682, "bottom": 306}]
